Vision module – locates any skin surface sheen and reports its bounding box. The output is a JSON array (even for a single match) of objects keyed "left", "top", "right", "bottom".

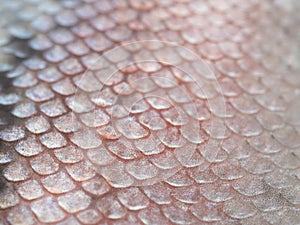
[{"left": 0, "top": 0, "right": 300, "bottom": 224}]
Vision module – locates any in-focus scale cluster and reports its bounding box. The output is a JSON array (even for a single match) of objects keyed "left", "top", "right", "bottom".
[{"left": 0, "top": 0, "right": 299, "bottom": 224}]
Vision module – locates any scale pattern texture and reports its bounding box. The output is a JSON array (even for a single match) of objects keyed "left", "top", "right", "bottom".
[{"left": 0, "top": 0, "right": 299, "bottom": 224}]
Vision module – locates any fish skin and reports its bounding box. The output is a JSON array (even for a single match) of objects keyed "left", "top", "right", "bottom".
[{"left": 0, "top": 0, "right": 300, "bottom": 224}]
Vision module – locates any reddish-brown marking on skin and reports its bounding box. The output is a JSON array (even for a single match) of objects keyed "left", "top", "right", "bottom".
[{"left": 0, "top": 0, "right": 300, "bottom": 224}]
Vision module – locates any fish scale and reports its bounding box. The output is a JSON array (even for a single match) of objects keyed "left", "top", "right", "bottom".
[{"left": 0, "top": 0, "right": 300, "bottom": 224}]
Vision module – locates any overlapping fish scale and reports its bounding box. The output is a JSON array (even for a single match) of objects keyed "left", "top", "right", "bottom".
[
  {"left": 162, "top": 202, "right": 199, "bottom": 224},
  {"left": 30, "top": 153, "right": 59, "bottom": 175},
  {"left": 138, "top": 206, "right": 169, "bottom": 225},
  {"left": 30, "top": 196, "right": 66, "bottom": 223},
  {"left": 76, "top": 209, "right": 102, "bottom": 224},
  {"left": 41, "top": 171, "right": 75, "bottom": 194},
  {"left": 16, "top": 179, "right": 44, "bottom": 201},
  {"left": 25, "top": 83, "right": 55, "bottom": 102},
  {"left": 11, "top": 101, "right": 37, "bottom": 118}
]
